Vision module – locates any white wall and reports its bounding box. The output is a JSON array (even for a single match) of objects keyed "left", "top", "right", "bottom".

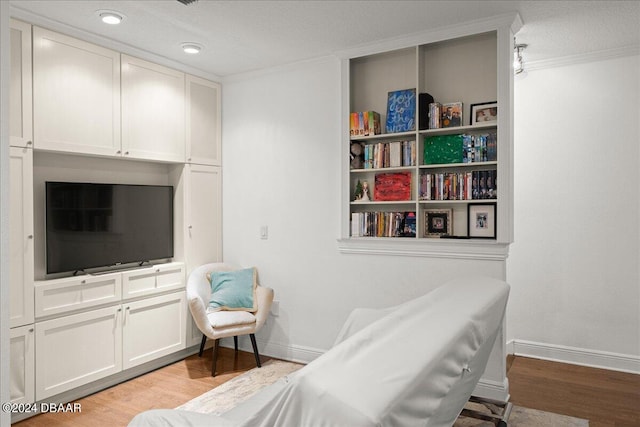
[
  {"left": 222, "top": 54, "right": 640, "bottom": 375},
  {"left": 222, "top": 57, "right": 508, "bottom": 396},
  {"left": 507, "top": 54, "right": 640, "bottom": 371}
]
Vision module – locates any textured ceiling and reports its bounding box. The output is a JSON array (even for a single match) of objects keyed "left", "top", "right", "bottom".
[{"left": 9, "top": 0, "right": 640, "bottom": 77}]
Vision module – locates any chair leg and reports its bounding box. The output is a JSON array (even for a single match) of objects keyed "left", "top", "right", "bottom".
[
  {"left": 234, "top": 336, "right": 238, "bottom": 352},
  {"left": 198, "top": 334, "right": 207, "bottom": 357},
  {"left": 249, "top": 334, "right": 261, "bottom": 368},
  {"left": 211, "top": 339, "right": 220, "bottom": 377}
]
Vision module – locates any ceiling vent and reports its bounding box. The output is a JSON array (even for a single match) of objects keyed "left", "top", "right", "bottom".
[{"left": 177, "top": 0, "right": 198, "bottom": 5}]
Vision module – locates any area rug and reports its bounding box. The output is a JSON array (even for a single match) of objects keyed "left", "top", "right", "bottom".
[{"left": 177, "top": 360, "right": 588, "bottom": 426}]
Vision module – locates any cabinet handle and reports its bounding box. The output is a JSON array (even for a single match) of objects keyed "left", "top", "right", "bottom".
[
  {"left": 26, "top": 141, "right": 33, "bottom": 146},
  {"left": 117, "top": 308, "right": 122, "bottom": 312},
  {"left": 117, "top": 150, "right": 121, "bottom": 154},
  {"left": 125, "top": 151, "right": 129, "bottom": 155},
  {"left": 27, "top": 235, "right": 33, "bottom": 239},
  {"left": 188, "top": 157, "right": 192, "bottom": 162},
  {"left": 81, "top": 280, "right": 86, "bottom": 284},
  {"left": 29, "top": 328, "right": 34, "bottom": 333}
]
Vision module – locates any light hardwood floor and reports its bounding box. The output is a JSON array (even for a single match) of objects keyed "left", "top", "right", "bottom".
[{"left": 14, "top": 350, "right": 640, "bottom": 426}]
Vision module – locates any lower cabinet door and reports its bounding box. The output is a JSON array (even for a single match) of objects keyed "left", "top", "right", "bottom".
[
  {"left": 35, "top": 306, "right": 122, "bottom": 400},
  {"left": 10, "top": 324, "right": 35, "bottom": 405},
  {"left": 122, "top": 291, "right": 186, "bottom": 370}
]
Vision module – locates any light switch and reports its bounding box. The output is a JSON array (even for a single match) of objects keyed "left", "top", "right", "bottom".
[{"left": 260, "top": 225, "right": 268, "bottom": 240}]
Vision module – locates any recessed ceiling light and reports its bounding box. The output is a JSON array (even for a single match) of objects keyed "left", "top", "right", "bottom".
[
  {"left": 181, "top": 43, "right": 203, "bottom": 54},
  {"left": 97, "top": 10, "right": 125, "bottom": 25}
]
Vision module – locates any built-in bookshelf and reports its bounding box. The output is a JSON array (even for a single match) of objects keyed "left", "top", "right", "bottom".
[{"left": 339, "top": 15, "right": 519, "bottom": 254}]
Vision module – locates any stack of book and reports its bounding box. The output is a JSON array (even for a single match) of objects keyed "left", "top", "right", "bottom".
[
  {"left": 418, "top": 169, "right": 497, "bottom": 201},
  {"left": 351, "top": 211, "right": 416, "bottom": 237},
  {"left": 350, "top": 111, "right": 381, "bottom": 137},
  {"left": 362, "top": 140, "right": 415, "bottom": 169}
]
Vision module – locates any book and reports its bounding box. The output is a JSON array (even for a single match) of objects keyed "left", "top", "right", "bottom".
[
  {"left": 350, "top": 111, "right": 381, "bottom": 136},
  {"left": 385, "top": 89, "right": 416, "bottom": 133},
  {"left": 441, "top": 102, "right": 463, "bottom": 128}
]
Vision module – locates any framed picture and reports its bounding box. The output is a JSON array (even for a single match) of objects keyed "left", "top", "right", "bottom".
[
  {"left": 467, "top": 203, "right": 497, "bottom": 239},
  {"left": 470, "top": 102, "right": 498, "bottom": 125},
  {"left": 441, "top": 102, "right": 462, "bottom": 128},
  {"left": 385, "top": 88, "right": 416, "bottom": 133},
  {"left": 424, "top": 208, "right": 452, "bottom": 237}
]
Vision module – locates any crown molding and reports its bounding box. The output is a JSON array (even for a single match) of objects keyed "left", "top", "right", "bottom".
[{"left": 525, "top": 45, "right": 640, "bottom": 72}]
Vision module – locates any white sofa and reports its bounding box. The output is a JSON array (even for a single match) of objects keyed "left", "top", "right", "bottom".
[{"left": 129, "top": 276, "right": 510, "bottom": 427}]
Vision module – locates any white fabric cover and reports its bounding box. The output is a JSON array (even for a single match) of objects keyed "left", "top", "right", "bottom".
[
  {"left": 129, "top": 276, "right": 509, "bottom": 427},
  {"left": 207, "top": 310, "right": 256, "bottom": 328}
]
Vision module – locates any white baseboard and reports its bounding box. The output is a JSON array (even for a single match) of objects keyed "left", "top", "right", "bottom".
[
  {"left": 473, "top": 378, "right": 510, "bottom": 402},
  {"left": 508, "top": 339, "right": 640, "bottom": 374}
]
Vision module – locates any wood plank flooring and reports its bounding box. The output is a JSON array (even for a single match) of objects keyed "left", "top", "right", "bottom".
[
  {"left": 507, "top": 356, "right": 640, "bottom": 427},
  {"left": 14, "top": 351, "right": 640, "bottom": 426}
]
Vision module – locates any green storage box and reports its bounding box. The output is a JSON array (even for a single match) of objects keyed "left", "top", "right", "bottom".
[{"left": 423, "top": 134, "right": 463, "bottom": 165}]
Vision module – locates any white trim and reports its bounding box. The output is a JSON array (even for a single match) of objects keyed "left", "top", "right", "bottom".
[
  {"left": 226, "top": 337, "right": 324, "bottom": 365},
  {"left": 509, "top": 339, "right": 640, "bottom": 374},
  {"left": 473, "top": 378, "right": 510, "bottom": 402},
  {"left": 525, "top": 45, "right": 640, "bottom": 72},
  {"left": 337, "top": 238, "right": 510, "bottom": 261},
  {"left": 334, "top": 12, "right": 522, "bottom": 60}
]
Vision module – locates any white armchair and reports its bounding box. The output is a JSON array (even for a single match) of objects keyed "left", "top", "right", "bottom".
[{"left": 187, "top": 263, "right": 274, "bottom": 376}]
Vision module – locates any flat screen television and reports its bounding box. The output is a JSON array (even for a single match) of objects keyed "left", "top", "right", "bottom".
[{"left": 46, "top": 182, "right": 174, "bottom": 274}]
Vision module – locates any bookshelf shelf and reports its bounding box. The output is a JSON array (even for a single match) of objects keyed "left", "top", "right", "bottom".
[
  {"left": 419, "top": 161, "right": 497, "bottom": 170},
  {"left": 341, "top": 15, "right": 516, "bottom": 247}
]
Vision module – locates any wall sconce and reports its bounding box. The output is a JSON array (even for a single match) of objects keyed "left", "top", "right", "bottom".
[{"left": 513, "top": 41, "right": 527, "bottom": 75}]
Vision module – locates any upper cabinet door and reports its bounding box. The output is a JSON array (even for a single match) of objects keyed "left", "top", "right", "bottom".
[
  {"left": 186, "top": 75, "right": 221, "bottom": 166},
  {"left": 10, "top": 19, "right": 33, "bottom": 149},
  {"left": 32, "top": 27, "right": 121, "bottom": 156},
  {"left": 121, "top": 55, "right": 185, "bottom": 163}
]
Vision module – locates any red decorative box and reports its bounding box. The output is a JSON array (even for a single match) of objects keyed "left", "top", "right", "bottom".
[{"left": 374, "top": 172, "right": 412, "bottom": 201}]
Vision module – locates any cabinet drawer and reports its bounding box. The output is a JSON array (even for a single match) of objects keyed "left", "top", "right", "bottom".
[
  {"left": 122, "top": 263, "right": 185, "bottom": 300},
  {"left": 35, "top": 274, "right": 121, "bottom": 319}
]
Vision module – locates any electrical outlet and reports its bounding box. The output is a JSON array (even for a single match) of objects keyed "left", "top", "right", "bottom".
[{"left": 271, "top": 300, "right": 280, "bottom": 316}]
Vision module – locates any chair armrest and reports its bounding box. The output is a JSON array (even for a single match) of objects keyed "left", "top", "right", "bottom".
[{"left": 254, "top": 285, "right": 274, "bottom": 330}]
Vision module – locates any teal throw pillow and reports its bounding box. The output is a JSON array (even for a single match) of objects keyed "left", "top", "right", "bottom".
[{"left": 208, "top": 267, "right": 257, "bottom": 312}]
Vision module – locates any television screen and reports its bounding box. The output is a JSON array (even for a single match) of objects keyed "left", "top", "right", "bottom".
[{"left": 46, "top": 182, "right": 174, "bottom": 274}]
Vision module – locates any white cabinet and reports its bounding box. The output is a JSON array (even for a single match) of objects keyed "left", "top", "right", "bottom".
[
  {"left": 122, "top": 262, "right": 185, "bottom": 300},
  {"left": 10, "top": 19, "right": 33, "bottom": 149},
  {"left": 184, "top": 164, "right": 222, "bottom": 274},
  {"left": 34, "top": 273, "right": 122, "bottom": 319},
  {"left": 122, "top": 291, "right": 187, "bottom": 370},
  {"left": 35, "top": 305, "right": 123, "bottom": 400},
  {"left": 121, "top": 55, "right": 185, "bottom": 163},
  {"left": 32, "top": 27, "right": 121, "bottom": 156},
  {"left": 10, "top": 325, "right": 35, "bottom": 405},
  {"left": 186, "top": 75, "right": 221, "bottom": 166},
  {"left": 10, "top": 147, "right": 34, "bottom": 328}
]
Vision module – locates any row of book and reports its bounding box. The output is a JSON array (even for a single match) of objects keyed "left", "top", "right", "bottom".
[
  {"left": 359, "top": 140, "right": 416, "bottom": 169},
  {"left": 350, "top": 111, "right": 382, "bottom": 137},
  {"left": 462, "top": 133, "right": 497, "bottom": 163},
  {"left": 351, "top": 211, "right": 416, "bottom": 238},
  {"left": 423, "top": 133, "right": 497, "bottom": 165},
  {"left": 419, "top": 170, "right": 497, "bottom": 201}
]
